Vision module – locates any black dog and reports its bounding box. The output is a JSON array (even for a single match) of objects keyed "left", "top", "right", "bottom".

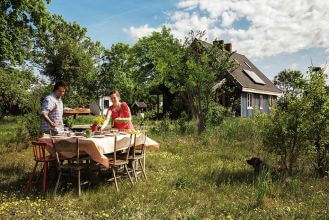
[{"left": 246, "top": 157, "right": 278, "bottom": 179}]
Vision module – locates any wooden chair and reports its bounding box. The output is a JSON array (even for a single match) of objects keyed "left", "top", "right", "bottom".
[
  {"left": 128, "top": 131, "right": 147, "bottom": 182},
  {"left": 106, "top": 134, "right": 134, "bottom": 192},
  {"left": 27, "top": 141, "right": 56, "bottom": 193},
  {"left": 53, "top": 137, "right": 88, "bottom": 196}
]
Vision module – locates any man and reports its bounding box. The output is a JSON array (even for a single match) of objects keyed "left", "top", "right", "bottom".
[{"left": 41, "top": 81, "right": 67, "bottom": 134}]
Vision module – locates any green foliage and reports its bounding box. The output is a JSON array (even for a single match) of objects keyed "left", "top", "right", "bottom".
[
  {"left": 303, "top": 67, "right": 329, "bottom": 176},
  {"left": 144, "top": 109, "right": 157, "bottom": 120},
  {"left": 255, "top": 169, "right": 271, "bottom": 206},
  {"left": 176, "top": 112, "right": 189, "bottom": 134},
  {"left": 206, "top": 102, "right": 232, "bottom": 127},
  {"left": 274, "top": 69, "right": 306, "bottom": 109},
  {"left": 34, "top": 15, "right": 103, "bottom": 107},
  {"left": 264, "top": 67, "right": 329, "bottom": 176},
  {"left": 93, "top": 115, "right": 104, "bottom": 126},
  {"left": 72, "top": 115, "right": 95, "bottom": 125},
  {"left": 0, "top": 67, "right": 36, "bottom": 118},
  {"left": 156, "top": 30, "right": 237, "bottom": 135},
  {"left": 15, "top": 82, "right": 49, "bottom": 141},
  {"left": 63, "top": 116, "right": 74, "bottom": 129},
  {"left": 97, "top": 43, "right": 134, "bottom": 104},
  {"left": 0, "top": 0, "right": 51, "bottom": 65},
  {"left": 173, "top": 176, "right": 193, "bottom": 190},
  {"left": 12, "top": 121, "right": 32, "bottom": 151},
  {"left": 263, "top": 105, "right": 308, "bottom": 175}
]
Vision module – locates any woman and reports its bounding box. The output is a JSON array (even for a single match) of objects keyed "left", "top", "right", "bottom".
[{"left": 101, "top": 90, "right": 134, "bottom": 130}]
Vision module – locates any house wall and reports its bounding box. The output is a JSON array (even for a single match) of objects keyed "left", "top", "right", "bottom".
[{"left": 240, "top": 93, "right": 273, "bottom": 117}]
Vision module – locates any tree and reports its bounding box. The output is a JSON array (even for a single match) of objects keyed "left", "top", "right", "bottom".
[
  {"left": 157, "top": 30, "right": 236, "bottom": 134},
  {"left": 0, "top": 67, "right": 36, "bottom": 119},
  {"left": 274, "top": 69, "right": 306, "bottom": 109},
  {"left": 34, "top": 15, "right": 103, "bottom": 107},
  {"left": 263, "top": 100, "right": 308, "bottom": 176},
  {"left": 131, "top": 27, "right": 182, "bottom": 105},
  {"left": 263, "top": 69, "right": 309, "bottom": 175},
  {"left": 303, "top": 67, "right": 329, "bottom": 176},
  {"left": 264, "top": 67, "right": 329, "bottom": 176},
  {"left": 0, "top": 0, "right": 51, "bottom": 65},
  {"left": 96, "top": 43, "right": 135, "bottom": 107}
]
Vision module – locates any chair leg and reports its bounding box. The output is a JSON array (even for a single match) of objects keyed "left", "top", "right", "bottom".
[
  {"left": 124, "top": 164, "right": 134, "bottom": 185},
  {"left": 78, "top": 169, "right": 81, "bottom": 197},
  {"left": 26, "top": 161, "right": 38, "bottom": 190},
  {"left": 54, "top": 171, "right": 62, "bottom": 196},
  {"left": 43, "top": 162, "right": 48, "bottom": 193},
  {"left": 112, "top": 167, "right": 119, "bottom": 192},
  {"left": 132, "top": 161, "right": 139, "bottom": 182},
  {"left": 138, "top": 159, "right": 147, "bottom": 180}
]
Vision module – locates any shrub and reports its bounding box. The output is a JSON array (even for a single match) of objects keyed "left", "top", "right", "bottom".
[
  {"left": 263, "top": 106, "right": 308, "bottom": 176},
  {"left": 176, "top": 112, "right": 189, "bottom": 134},
  {"left": 13, "top": 122, "right": 31, "bottom": 151},
  {"left": 206, "top": 103, "right": 232, "bottom": 127},
  {"left": 24, "top": 112, "right": 42, "bottom": 139},
  {"left": 63, "top": 116, "right": 74, "bottom": 129}
]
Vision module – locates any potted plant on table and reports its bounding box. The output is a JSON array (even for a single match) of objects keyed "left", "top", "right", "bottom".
[{"left": 91, "top": 115, "right": 104, "bottom": 131}]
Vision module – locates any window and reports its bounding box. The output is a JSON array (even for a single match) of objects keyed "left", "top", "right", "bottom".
[
  {"left": 259, "top": 95, "right": 263, "bottom": 109},
  {"left": 243, "top": 69, "right": 266, "bottom": 85},
  {"left": 104, "top": 99, "right": 109, "bottom": 108},
  {"left": 247, "top": 93, "right": 253, "bottom": 109}
]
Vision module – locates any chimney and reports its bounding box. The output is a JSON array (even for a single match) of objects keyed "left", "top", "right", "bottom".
[
  {"left": 224, "top": 43, "right": 232, "bottom": 52},
  {"left": 213, "top": 40, "right": 224, "bottom": 49}
]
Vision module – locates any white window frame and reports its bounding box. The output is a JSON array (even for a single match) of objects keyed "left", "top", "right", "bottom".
[
  {"left": 247, "top": 93, "right": 253, "bottom": 109},
  {"left": 259, "top": 95, "right": 263, "bottom": 109}
]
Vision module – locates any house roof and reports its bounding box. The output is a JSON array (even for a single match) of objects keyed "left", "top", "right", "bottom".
[
  {"left": 230, "top": 53, "right": 282, "bottom": 95},
  {"left": 196, "top": 39, "right": 282, "bottom": 96},
  {"left": 132, "top": 101, "right": 147, "bottom": 108}
]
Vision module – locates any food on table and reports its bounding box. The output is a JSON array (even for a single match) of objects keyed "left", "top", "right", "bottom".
[
  {"left": 128, "top": 129, "right": 140, "bottom": 135},
  {"left": 115, "top": 117, "right": 130, "bottom": 122}
]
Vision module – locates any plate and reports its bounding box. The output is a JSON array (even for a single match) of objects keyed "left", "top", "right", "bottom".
[
  {"left": 92, "top": 135, "right": 105, "bottom": 138},
  {"left": 104, "top": 133, "right": 115, "bottom": 136}
]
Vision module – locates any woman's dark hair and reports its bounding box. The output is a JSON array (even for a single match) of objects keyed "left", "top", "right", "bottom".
[
  {"left": 53, "top": 81, "right": 68, "bottom": 92},
  {"left": 109, "top": 90, "right": 120, "bottom": 98}
]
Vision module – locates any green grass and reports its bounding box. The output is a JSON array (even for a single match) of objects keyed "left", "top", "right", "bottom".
[
  {"left": 0, "top": 116, "right": 328, "bottom": 219},
  {"left": 0, "top": 116, "right": 22, "bottom": 153}
]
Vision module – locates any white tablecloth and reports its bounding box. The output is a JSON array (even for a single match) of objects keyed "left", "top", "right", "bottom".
[{"left": 39, "top": 133, "right": 159, "bottom": 168}]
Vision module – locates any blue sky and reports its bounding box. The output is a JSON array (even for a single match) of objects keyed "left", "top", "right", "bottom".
[{"left": 48, "top": 0, "right": 329, "bottom": 83}]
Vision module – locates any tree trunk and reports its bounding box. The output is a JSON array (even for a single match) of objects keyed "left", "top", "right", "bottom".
[
  {"left": 315, "top": 138, "right": 325, "bottom": 177},
  {"left": 196, "top": 112, "right": 205, "bottom": 135}
]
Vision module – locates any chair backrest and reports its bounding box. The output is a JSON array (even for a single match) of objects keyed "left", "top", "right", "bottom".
[
  {"left": 31, "top": 141, "right": 48, "bottom": 161},
  {"left": 131, "top": 130, "right": 147, "bottom": 159},
  {"left": 112, "top": 134, "right": 132, "bottom": 165},
  {"left": 52, "top": 137, "right": 80, "bottom": 164}
]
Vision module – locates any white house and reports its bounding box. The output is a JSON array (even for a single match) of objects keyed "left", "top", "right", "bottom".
[{"left": 90, "top": 96, "right": 112, "bottom": 115}]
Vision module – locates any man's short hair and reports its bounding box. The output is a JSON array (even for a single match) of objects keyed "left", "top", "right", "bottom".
[{"left": 53, "top": 81, "right": 68, "bottom": 92}]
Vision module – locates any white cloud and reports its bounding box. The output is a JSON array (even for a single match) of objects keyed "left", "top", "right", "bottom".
[
  {"left": 123, "top": 25, "right": 162, "bottom": 39},
  {"left": 124, "top": 0, "right": 329, "bottom": 60}
]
